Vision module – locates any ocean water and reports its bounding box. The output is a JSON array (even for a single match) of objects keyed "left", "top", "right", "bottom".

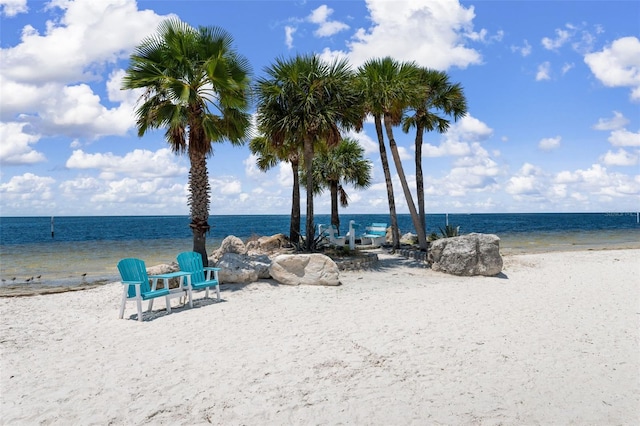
[{"left": 1, "top": 213, "right": 638, "bottom": 288}]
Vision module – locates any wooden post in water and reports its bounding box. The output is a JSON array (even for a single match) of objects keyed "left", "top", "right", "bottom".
[{"left": 51, "top": 216, "right": 54, "bottom": 238}]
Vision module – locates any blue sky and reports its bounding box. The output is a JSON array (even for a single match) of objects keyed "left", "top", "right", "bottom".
[{"left": 1, "top": 0, "right": 638, "bottom": 217}]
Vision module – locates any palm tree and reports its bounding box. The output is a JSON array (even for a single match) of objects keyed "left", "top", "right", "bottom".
[
  {"left": 403, "top": 68, "right": 468, "bottom": 243},
  {"left": 308, "top": 137, "right": 372, "bottom": 235},
  {"left": 357, "top": 57, "right": 426, "bottom": 249},
  {"left": 122, "top": 19, "right": 252, "bottom": 265},
  {"left": 249, "top": 134, "right": 302, "bottom": 243},
  {"left": 254, "top": 54, "right": 362, "bottom": 251}
]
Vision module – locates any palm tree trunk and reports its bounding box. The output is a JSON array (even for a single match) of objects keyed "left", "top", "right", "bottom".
[
  {"left": 290, "top": 159, "right": 301, "bottom": 244},
  {"left": 303, "top": 135, "right": 315, "bottom": 251},
  {"left": 414, "top": 123, "right": 427, "bottom": 238},
  {"left": 188, "top": 148, "right": 210, "bottom": 266},
  {"left": 330, "top": 181, "right": 340, "bottom": 234},
  {"left": 383, "top": 115, "right": 428, "bottom": 250},
  {"left": 374, "top": 115, "right": 400, "bottom": 249}
]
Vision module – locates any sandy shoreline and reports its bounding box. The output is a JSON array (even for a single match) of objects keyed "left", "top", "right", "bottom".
[{"left": 1, "top": 248, "right": 639, "bottom": 424}]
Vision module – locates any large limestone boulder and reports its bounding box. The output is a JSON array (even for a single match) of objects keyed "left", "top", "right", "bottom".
[
  {"left": 215, "top": 252, "right": 271, "bottom": 284},
  {"left": 246, "top": 233, "right": 291, "bottom": 256},
  {"left": 209, "top": 235, "right": 247, "bottom": 265},
  {"left": 400, "top": 232, "right": 418, "bottom": 245},
  {"left": 269, "top": 254, "right": 340, "bottom": 286},
  {"left": 429, "top": 233, "right": 503, "bottom": 276}
]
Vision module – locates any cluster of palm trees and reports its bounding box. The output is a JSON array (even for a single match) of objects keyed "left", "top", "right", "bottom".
[{"left": 122, "top": 19, "right": 467, "bottom": 263}]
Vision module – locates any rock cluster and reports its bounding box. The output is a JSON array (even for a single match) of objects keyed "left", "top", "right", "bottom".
[{"left": 207, "top": 235, "right": 339, "bottom": 286}]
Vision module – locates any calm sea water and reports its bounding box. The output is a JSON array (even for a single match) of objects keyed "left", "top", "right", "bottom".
[{"left": 1, "top": 213, "right": 638, "bottom": 288}]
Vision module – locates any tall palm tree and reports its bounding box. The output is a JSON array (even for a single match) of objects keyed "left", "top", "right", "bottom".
[
  {"left": 122, "top": 19, "right": 252, "bottom": 265},
  {"left": 249, "top": 134, "right": 302, "bottom": 243},
  {"left": 255, "top": 54, "right": 362, "bottom": 251},
  {"left": 403, "top": 68, "right": 468, "bottom": 242},
  {"left": 357, "top": 57, "right": 426, "bottom": 249},
  {"left": 308, "top": 137, "right": 372, "bottom": 234}
]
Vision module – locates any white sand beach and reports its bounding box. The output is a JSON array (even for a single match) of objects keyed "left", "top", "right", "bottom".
[{"left": 1, "top": 248, "right": 639, "bottom": 425}]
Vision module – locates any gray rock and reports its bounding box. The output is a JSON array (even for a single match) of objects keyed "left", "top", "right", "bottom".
[
  {"left": 429, "top": 233, "right": 503, "bottom": 276},
  {"left": 269, "top": 254, "right": 340, "bottom": 286},
  {"left": 215, "top": 252, "right": 263, "bottom": 284},
  {"left": 246, "top": 233, "right": 290, "bottom": 256},
  {"left": 400, "top": 232, "right": 418, "bottom": 245},
  {"left": 209, "top": 235, "right": 247, "bottom": 265}
]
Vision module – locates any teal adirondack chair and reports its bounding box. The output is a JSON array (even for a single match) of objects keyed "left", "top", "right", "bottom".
[
  {"left": 176, "top": 252, "right": 221, "bottom": 307},
  {"left": 117, "top": 258, "right": 172, "bottom": 322}
]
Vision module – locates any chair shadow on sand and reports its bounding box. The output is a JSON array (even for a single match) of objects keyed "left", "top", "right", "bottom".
[{"left": 125, "top": 297, "right": 226, "bottom": 322}]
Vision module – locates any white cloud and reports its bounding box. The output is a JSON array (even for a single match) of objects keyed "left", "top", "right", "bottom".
[
  {"left": 542, "top": 28, "right": 571, "bottom": 50},
  {"left": 593, "top": 111, "right": 630, "bottom": 131},
  {"left": 89, "top": 177, "right": 186, "bottom": 207},
  {"left": 336, "top": 0, "right": 482, "bottom": 69},
  {"left": 65, "top": 148, "right": 187, "bottom": 179},
  {"left": 244, "top": 153, "right": 264, "bottom": 179},
  {"left": 2, "top": 0, "right": 168, "bottom": 84},
  {"left": 511, "top": 39, "right": 532, "bottom": 57},
  {"left": 211, "top": 177, "right": 242, "bottom": 195},
  {"left": 0, "top": 122, "right": 45, "bottom": 165},
  {"left": 423, "top": 140, "right": 470, "bottom": 157},
  {"left": 0, "top": 0, "right": 169, "bottom": 142},
  {"left": 285, "top": 25, "right": 296, "bottom": 49},
  {"left": 506, "top": 163, "right": 544, "bottom": 196},
  {"left": 561, "top": 62, "right": 574, "bottom": 75},
  {"left": 278, "top": 162, "right": 293, "bottom": 188},
  {"left": 601, "top": 149, "right": 639, "bottom": 167},
  {"left": 0, "top": 173, "right": 56, "bottom": 211},
  {"left": 307, "top": 5, "right": 349, "bottom": 37},
  {"left": 0, "top": 172, "right": 54, "bottom": 194},
  {"left": 0, "top": 0, "right": 27, "bottom": 17},
  {"left": 608, "top": 129, "right": 640, "bottom": 147},
  {"left": 345, "top": 129, "right": 378, "bottom": 155},
  {"left": 584, "top": 36, "right": 640, "bottom": 101},
  {"left": 536, "top": 61, "right": 551, "bottom": 81},
  {"left": 558, "top": 163, "right": 640, "bottom": 201},
  {"left": 538, "top": 136, "right": 561, "bottom": 151},
  {"left": 423, "top": 143, "right": 500, "bottom": 198}
]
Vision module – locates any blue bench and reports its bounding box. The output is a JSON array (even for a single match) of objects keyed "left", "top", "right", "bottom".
[{"left": 361, "top": 223, "right": 388, "bottom": 247}]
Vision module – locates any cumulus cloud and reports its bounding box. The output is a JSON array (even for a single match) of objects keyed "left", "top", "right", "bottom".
[
  {"left": 420, "top": 115, "right": 492, "bottom": 158},
  {"left": 243, "top": 153, "right": 264, "bottom": 179},
  {"left": 608, "top": 129, "right": 640, "bottom": 147},
  {"left": 1, "top": 0, "right": 169, "bottom": 84},
  {"left": 0, "top": 0, "right": 169, "bottom": 142},
  {"left": 65, "top": 148, "right": 187, "bottom": 179},
  {"left": 601, "top": 149, "right": 639, "bottom": 166},
  {"left": 307, "top": 5, "right": 349, "bottom": 37},
  {"left": 538, "top": 136, "right": 561, "bottom": 151},
  {"left": 505, "top": 163, "right": 545, "bottom": 196},
  {"left": 593, "top": 111, "right": 629, "bottom": 131},
  {"left": 554, "top": 163, "right": 640, "bottom": 200},
  {"left": 422, "top": 143, "right": 500, "bottom": 198},
  {"left": 0, "top": 0, "right": 27, "bottom": 17},
  {"left": 332, "top": 0, "right": 483, "bottom": 69},
  {"left": 0, "top": 122, "right": 45, "bottom": 165},
  {"left": 0, "top": 173, "right": 56, "bottom": 211},
  {"left": 584, "top": 36, "right": 640, "bottom": 101},
  {"left": 210, "top": 177, "right": 242, "bottom": 195}
]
